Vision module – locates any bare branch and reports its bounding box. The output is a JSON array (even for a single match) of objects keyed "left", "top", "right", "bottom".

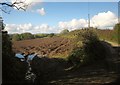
[
  {"left": 0, "top": 0, "right": 28, "bottom": 13},
  {"left": 0, "top": 3, "right": 14, "bottom": 7}
]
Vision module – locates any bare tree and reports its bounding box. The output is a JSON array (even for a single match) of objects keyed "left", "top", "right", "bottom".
[{"left": 0, "top": 0, "right": 29, "bottom": 13}]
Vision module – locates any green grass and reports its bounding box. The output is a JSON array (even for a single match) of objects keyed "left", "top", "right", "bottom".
[
  {"left": 49, "top": 54, "right": 68, "bottom": 60},
  {"left": 58, "top": 28, "right": 119, "bottom": 46}
]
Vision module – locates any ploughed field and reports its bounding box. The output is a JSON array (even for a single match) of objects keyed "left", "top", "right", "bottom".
[
  {"left": 12, "top": 36, "right": 73, "bottom": 57},
  {"left": 12, "top": 36, "right": 120, "bottom": 84}
]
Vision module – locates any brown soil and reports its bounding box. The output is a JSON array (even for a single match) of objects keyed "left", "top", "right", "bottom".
[
  {"left": 12, "top": 37, "right": 120, "bottom": 85},
  {"left": 12, "top": 36, "right": 73, "bottom": 57}
]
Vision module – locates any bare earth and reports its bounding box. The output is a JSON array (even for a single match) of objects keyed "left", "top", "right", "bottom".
[
  {"left": 12, "top": 37, "right": 120, "bottom": 85},
  {"left": 12, "top": 36, "right": 73, "bottom": 57}
]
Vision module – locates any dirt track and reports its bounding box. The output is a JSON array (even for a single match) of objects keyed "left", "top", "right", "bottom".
[
  {"left": 30, "top": 45, "right": 120, "bottom": 85},
  {"left": 47, "top": 46, "right": 120, "bottom": 85},
  {"left": 12, "top": 37, "right": 120, "bottom": 84}
]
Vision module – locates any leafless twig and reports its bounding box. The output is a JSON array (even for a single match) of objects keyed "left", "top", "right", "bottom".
[{"left": 0, "top": 0, "right": 29, "bottom": 13}]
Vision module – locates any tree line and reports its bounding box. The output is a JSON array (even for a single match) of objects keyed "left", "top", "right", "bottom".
[
  {"left": 10, "top": 33, "right": 55, "bottom": 41},
  {"left": 10, "top": 23, "right": 120, "bottom": 45}
]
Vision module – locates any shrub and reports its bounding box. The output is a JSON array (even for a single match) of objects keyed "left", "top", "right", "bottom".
[
  {"left": 83, "top": 40, "right": 106, "bottom": 63},
  {"left": 21, "top": 32, "right": 34, "bottom": 40},
  {"left": 47, "top": 33, "right": 55, "bottom": 37},
  {"left": 113, "top": 23, "right": 120, "bottom": 44},
  {"left": 68, "top": 47, "right": 85, "bottom": 66},
  {"left": 81, "top": 29, "right": 99, "bottom": 44},
  {"left": 12, "top": 34, "right": 21, "bottom": 41},
  {"left": 60, "top": 29, "right": 69, "bottom": 34},
  {"left": 12, "top": 33, "right": 35, "bottom": 41},
  {"left": 68, "top": 29, "right": 107, "bottom": 67}
]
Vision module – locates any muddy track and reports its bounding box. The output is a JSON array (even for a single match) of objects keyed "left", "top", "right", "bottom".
[{"left": 47, "top": 45, "right": 120, "bottom": 85}]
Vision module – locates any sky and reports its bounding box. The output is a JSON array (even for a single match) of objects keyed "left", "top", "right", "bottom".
[{"left": 1, "top": 0, "right": 119, "bottom": 34}]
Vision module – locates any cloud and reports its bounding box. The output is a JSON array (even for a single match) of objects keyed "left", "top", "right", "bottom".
[
  {"left": 11, "top": 0, "right": 42, "bottom": 4},
  {"left": 5, "top": 11, "right": 118, "bottom": 34},
  {"left": 58, "top": 11, "right": 118, "bottom": 31},
  {"left": 91, "top": 11, "right": 118, "bottom": 28},
  {"left": 58, "top": 19, "right": 88, "bottom": 32},
  {"left": 37, "top": 8, "right": 46, "bottom": 16},
  {"left": 11, "top": 0, "right": 42, "bottom": 9},
  {"left": 5, "top": 23, "right": 54, "bottom": 34}
]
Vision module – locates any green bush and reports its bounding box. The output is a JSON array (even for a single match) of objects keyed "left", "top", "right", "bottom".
[
  {"left": 73, "top": 29, "right": 99, "bottom": 48},
  {"left": 81, "top": 29, "right": 99, "bottom": 44},
  {"left": 60, "top": 29, "right": 69, "bottom": 34},
  {"left": 21, "top": 32, "right": 34, "bottom": 40},
  {"left": 68, "top": 47, "right": 85, "bottom": 66},
  {"left": 34, "top": 33, "right": 49, "bottom": 38},
  {"left": 68, "top": 29, "right": 107, "bottom": 67},
  {"left": 83, "top": 40, "right": 106, "bottom": 62},
  {"left": 12, "top": 34, "right": 21, "bottom": 41},
  {"left": 47, "top": 33, "right": 55, "bottom": 37},
  {"left": 11, "top": 32, "right": 35, "bottom": 41},
  {"left": 113, "top": 23, "right": 120, "bottom": 44}
]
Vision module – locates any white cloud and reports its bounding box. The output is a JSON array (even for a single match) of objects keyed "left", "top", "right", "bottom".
[
  {"left": 5, "top": 11, "right": 118, "bottom": 34},
  {"left": 11, "top": 0, "right": 42, "bottom": 4},
  {"left": 5, "top": 23, "right": 54, "bottom": 34},
  {"left": 37, "top": 8, "right": 46, "bottom": 16},
  {"left": 10, "top": 0, "right": 42, "bottom": 10},
  {"left": 91, "top": 11, "right": 118, "bottom": 28},
  {"left": 58, "top": 19, "right": 86, "bottom": 32},
  {"left": 58, "top": 11, "right": 118, "bottom": 31}
]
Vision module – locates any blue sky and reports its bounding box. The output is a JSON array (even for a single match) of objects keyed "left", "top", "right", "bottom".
[
  {"left": 3, "top": 2, "right": 118, "bottom": 25},
  {"left": 2, "top": 2, "right": 118, "bottom": 34}
]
